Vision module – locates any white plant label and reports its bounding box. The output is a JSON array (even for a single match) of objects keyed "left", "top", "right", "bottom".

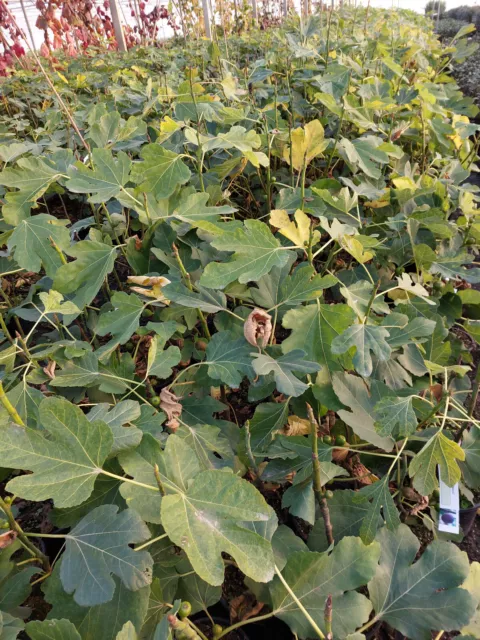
[{"left": 437, "top": 467, "right": 460, "bottom": 535}]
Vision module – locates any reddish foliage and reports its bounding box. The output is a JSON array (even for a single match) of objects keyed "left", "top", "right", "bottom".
[
  {"left": 0, "top": 0, "right": 176, "bottom": 75},
  {"left": 0, "top": 0, "right": 25, "bottom": 75},
  {"left": 35, "top": 0, "right": 121, "bottom": 52},
  {"left": 126, "top": 0, "right": 178, "bottom": 44}
]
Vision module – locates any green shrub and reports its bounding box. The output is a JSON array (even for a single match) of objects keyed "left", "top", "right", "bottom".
[
  {"left": 437, "top": 17, "right": 470, "bottom": 38},
  {"left": 445, "top": 4, "right": 480, "bottom": 27}
]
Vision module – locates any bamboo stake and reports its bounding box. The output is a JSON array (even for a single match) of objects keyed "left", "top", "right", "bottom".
[
  {"left": 19, "top": 0, "right": 35, "bottom": 49},
  {"left": 109, "top": 0, "right": 127, "bottom": 51}
]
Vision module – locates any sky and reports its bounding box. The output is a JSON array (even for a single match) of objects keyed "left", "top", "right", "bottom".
[
  {"left": 370, "top": 0, "right": 478, "bottom": 8},
  {"left": 5, "top": 0, "right": 480, "bottom": 48}
]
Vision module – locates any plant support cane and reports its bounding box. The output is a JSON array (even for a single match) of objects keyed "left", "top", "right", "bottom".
[{"left": 307, "top": 404, "right": 334, "bottom": 546}]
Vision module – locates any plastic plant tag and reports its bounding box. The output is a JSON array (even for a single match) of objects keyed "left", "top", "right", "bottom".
[{"left": 437, "top": 467, "right": 460, "bottom": 534}]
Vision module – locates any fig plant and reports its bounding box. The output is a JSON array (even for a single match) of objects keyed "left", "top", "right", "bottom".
[{"left": 0, "top": 7, "right": 480, "bottom": 640}]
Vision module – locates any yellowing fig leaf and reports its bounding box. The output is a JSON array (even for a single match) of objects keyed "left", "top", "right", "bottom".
[
  {"left": 39, "top": 290, "right": 81, "bottom": 315},
  {"left": 394, "top": 273, "right": 435, "bottom": 304},
  {"left": 341, "top": 235, "right": 374, "bottom": 263},
  {"left": 319, "top": 215, "right": 358, "bottom": 240},
  {"left": 460, "top": 191, "right": 478, "bottom": 218},
  {"left": 127, "top": 276, "right": 171, "bottom": 303},
  {"left": 409, "top": 431, "right": 465, "bottom": 495},
  {"left": 115, "top": 621, "right": 138, "bottom": 640},
  {"left": 270, "top": 209, "right": 320, "bottom": 247},
  {"left": 269, "top": 208, "right": 291, "bottom": 231},
  {"left": 392, "top": 176, "right": 418, "bottom": 191},
  {"left": 283, "top": 119, "right": 327, "bottom": 171}
]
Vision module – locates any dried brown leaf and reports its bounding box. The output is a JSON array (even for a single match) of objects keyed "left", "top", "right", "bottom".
[
  {"left": 409, "top": 495, "right": 429, "bottom": 516},
  {"left": 282, "top": 415, "right": 311, "bottom": 436},
  {"left": 0, "top": 530, "right": 17, "bottom": 549},
  {"left": 159, "top": 388, "right": 182, "bottom": 432},
  {"left": 420, "top": 383, "right": 443, "bottom": 402},
  {"left": 348, "top": 459, "right": 378, "bottom": 485},
  {"left": 127, "top": 275, "right": 171, "bottom": 303},
  {"left": 43, "top": 360, "right": 56, "bottom": 380},
  {"left": 244, "top": 308, "right": 272, "bottom": 348},
  {"left": 230, "top": 593, "right": 265, "bottom": 623},
  {"left": 210, "top": 386, "right": 222, "bottom": 400},
  {"left": 332, "top": 444, "right": 349, "bottom": 463}
]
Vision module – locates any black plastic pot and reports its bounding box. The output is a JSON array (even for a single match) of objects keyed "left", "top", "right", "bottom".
[{"left": 460, "top": 503, "right": 480, "bottom": 535}]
